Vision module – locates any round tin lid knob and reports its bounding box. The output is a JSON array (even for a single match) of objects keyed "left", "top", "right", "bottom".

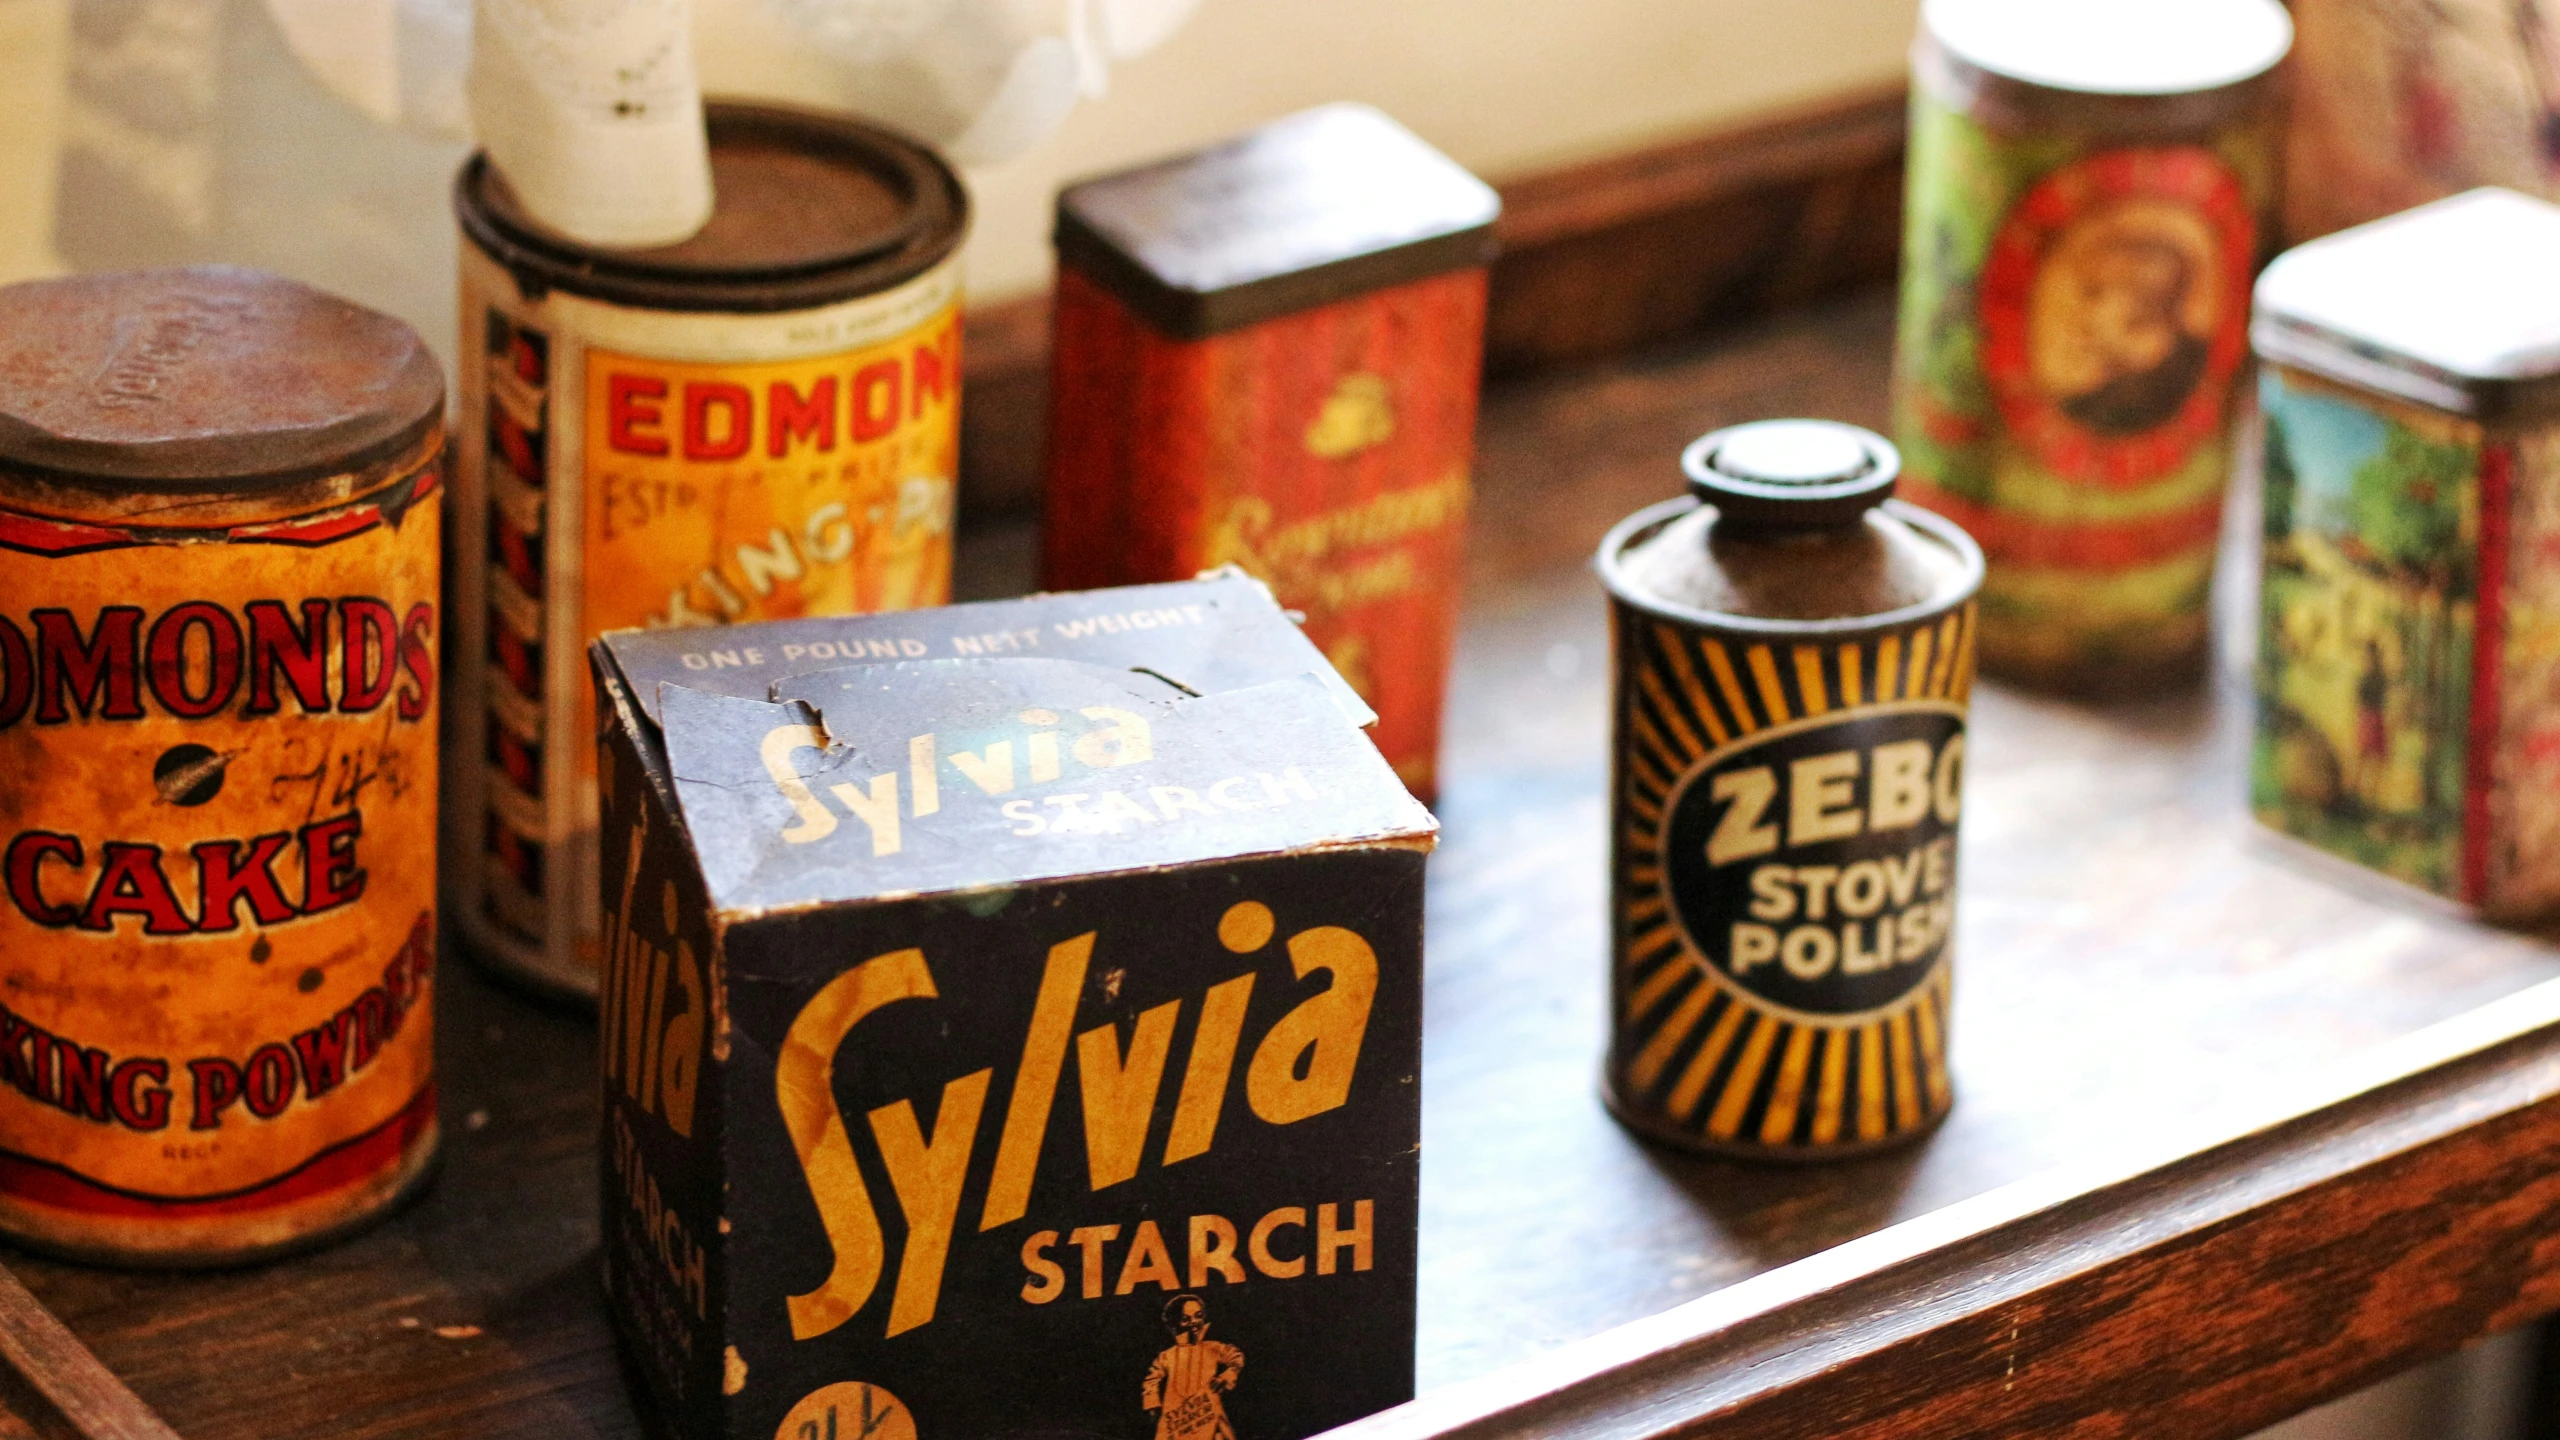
[{"left": 1680, "top": 419, "right": 1900, "bottom": 529}]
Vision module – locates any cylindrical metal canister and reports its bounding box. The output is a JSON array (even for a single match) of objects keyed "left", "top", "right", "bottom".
[
  {"left": 1041, "top": 104, "right": 1499, "bottom": 801},
  {"left": 450, "top": 103, "right": 968, "bottom": 1000},
  {"left": 0, "top": 267, "right": 444, "bottom": 1262},
  {"left": 1892, "top": 0, "right": 2291, "bottom": 691},
  {"left": 1599, "top": 420, "right": 1983, "bottom": 1159}
]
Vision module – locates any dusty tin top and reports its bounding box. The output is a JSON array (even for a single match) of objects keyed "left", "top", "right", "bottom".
[
  {"left": 0, "top": 266, "right": 443, "bottom": 495},
  {"left": 2253, "top": 188, "right": 2560, "bottom": 423},
  {"left": 1916, "top": 0, "right": 2290, "bottom": 138},
  {"left": 1054, "top": 103, "right": 1500, "bottom": 339},
  {"left": 1599, "top": 419, "right": 1983, "bottom": 631},
  {"left": 458, "top": 102, "right": 968, "bottom": 314},
  {"left": 1923, "top": 0, "right": 2291, "bottom": 96}
]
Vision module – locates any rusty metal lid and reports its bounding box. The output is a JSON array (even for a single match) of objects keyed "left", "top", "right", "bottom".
[
  {"left": 0, "top": 265, "right": 444, "bottom": 493},
  {"left": 2253, "top": 188, "right": 2560, "bottom": 423},
  {"left": 1055, "top": 104, "right": 1500, "bottom": 339},
  {"left": 458, "top": 102, "right": 969, "bottom": 313}
]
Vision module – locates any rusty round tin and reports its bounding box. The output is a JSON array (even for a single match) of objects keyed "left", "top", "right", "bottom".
[
  {"left": 449, "top": 102, "right": 969, "bottom": 1001},
  {"left": 1598, "top": 420, "right": 1983, "bottom": 1159},
  {"left": 1892, "top": 0, "right": 2290, "bottom": 693},
  {"left": 0, "top": 266, "right": 444, "bottom": 1262}
]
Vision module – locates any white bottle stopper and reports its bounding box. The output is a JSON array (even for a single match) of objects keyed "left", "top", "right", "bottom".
[{"left": 467, "top": 0, "right": 716, "bottom": 248}]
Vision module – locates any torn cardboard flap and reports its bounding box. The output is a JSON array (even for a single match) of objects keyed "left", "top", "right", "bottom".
[
  {"left": 597, "top": 571, "right": 1375, "bottom": 731},
  {"left": 658, "top": 659, "right": 1432, "bottom": 915}
]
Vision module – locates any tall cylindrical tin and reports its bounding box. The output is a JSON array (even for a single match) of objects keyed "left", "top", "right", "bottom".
[
  {"left": 1599, "top": 421, "right": 1983, "bottom": 1159},
  {"left": 1892, "top": 0, "right": 2291, "bottom": 691},
  {"left": 450, "top": 103, "right": 968, "bottom": 1000},
  {"left": 0, "top": 267, "right": 444, "bottom": 1262}
]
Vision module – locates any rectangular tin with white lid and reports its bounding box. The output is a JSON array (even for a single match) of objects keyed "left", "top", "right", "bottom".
[{"left": 2250, "top": 188, "right": 2560, "bottom": 915}]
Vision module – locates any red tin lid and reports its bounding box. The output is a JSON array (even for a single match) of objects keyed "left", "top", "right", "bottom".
[{"left": 1055, "top": 104, "right": 1501, "bottom": 340}]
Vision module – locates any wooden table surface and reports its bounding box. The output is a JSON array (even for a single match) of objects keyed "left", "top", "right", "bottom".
[{"left": 12, "top": 291, "right": 2560, "bottom": 1439}]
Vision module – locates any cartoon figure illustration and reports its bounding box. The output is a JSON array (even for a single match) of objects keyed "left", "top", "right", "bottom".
[{"left": 1143, "top": 1294, "right": 1244, "bottom": 1440}]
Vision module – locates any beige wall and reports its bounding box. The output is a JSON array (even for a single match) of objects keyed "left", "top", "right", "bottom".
[
  {"left": 10, "top": 0, "right": 1922, "bottom": 355},
  {"left": 744, "top": 0, "right": 1928, "bottom": 303}
]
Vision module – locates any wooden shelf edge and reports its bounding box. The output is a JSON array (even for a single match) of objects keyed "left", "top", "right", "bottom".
[{"left": 1330, "top": 974, "right": 2560, "bottom": 1440}]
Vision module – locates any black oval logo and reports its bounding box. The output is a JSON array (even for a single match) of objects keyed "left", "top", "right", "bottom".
[{"left": 1662, "top": 702, "right": 1964, "bottom": 1018}]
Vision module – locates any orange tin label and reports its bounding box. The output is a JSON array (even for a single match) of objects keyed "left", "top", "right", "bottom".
[
  {"left": 450, "top": 248, "right": 962, "bottom": 998},
  {"left": 0, "top": 444, "right": 443, "bottom": 1259}
]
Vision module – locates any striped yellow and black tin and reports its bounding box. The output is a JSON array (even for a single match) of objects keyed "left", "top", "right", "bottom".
[{"left": 1598, "top": 420, "right": 1983, "bottom": 1160}]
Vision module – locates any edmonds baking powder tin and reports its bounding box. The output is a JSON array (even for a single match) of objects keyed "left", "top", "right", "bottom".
[
  {"left": 1599, "top": 421, "right": 1983, "bottom": 1159},
  {"left": 0, "top": 267, "right": 444, "bottom": 1262},
  {"left": 1892, "top": 0, "right": 2290, "bottom": 691},
  {"left": 451, "top": 103, "right": 968, "bottom": 999}
]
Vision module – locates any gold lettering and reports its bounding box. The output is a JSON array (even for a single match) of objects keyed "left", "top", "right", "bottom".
[
  {"left": 980, "top": 934, "right": 1093, "bottom": 1230},
  {"left": 1317, "top": 1200, "right": 1373, "bottom": 1275},
  {"left": 777, "top": 947, "right": 937, "bottom": 1341},
  {"left": 760, "top": 724, "right": 837, "bottom": 844},
  {"left": 950, "top": 740, "right": 1015, "bottom": 795},
  {"left": 1072, "top": 706, "right": 1152, "bottom": 769},
  {"left": 1246, "top": 928, "right": 1377, "bottom": 1126},
  {"left": 827, "top": 774, "right": 901, "bottom": 856},
  {"left": 1934, "top": 735, "right": 1966, "bottom": 825},
  {"left": 1707, "top": 768, "right": 1780, "bottom": 865},
  {"left": 1076, "top": 1000, "right": 1180, "bottom": 1190},
  {"left": 1020, "top": 1229, "right": 1065, "bottom": 1304},
  {"left": 1162, "top": 974, "right": 1255, "bottom": 1165},
  {"left": 1069, "top": 1224, "right": 1119, "bottom": 1299},
  {"left": 1188, "top": 1214, "right": 1247, "bottom": 1287},
  {"left": 868, "top": 1068, "right": 992, "bottom": 1336},
  {"left": 1114, "top": 1219, "right": 1181, "bottom": 1294},
  {"left": 660, "top": 940, "right": 703, "bottom": 1137},
  {"left": 1868, "top": 740, "right": 1934, "bottom": 830},
  {"left": 1249, "top": 1207, "right": 1305, "bottom": 1279},
  {"left": 1788, "top": 752, "right": 1864, "bottom": 845},
  {"left": 909, "top": 734, "right": 940, "bottom": 816}
]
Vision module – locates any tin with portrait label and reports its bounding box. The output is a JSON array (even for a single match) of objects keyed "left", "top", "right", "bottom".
[
  {"left": 1599, "top": 421, "right": 1983, "bottom": 1159},
  {"left": 0, "top": 267, "right": 444, "bottom": 1263},
  {"left": 449, "top": 103, "right": 968, "bottom": 1001},
  {"left": 1892, "top": 0, "right": 2290, "bottom": 691}
]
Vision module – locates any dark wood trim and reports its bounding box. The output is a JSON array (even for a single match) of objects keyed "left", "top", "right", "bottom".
[
  {"left": 0, "top": 1262, "right": 179, "bottom": 1440},
  {"left": 1481, "top": 81, "right": 1906, "bottom": 375},
  {"left": 957, "top": 83, "right": 1911, "bottom": 522},
  {"left": 1318, "top": 979, "right": 2560, "bottom": 1440}
]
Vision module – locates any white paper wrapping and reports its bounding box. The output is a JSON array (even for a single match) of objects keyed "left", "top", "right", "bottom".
[
  {"left": 467, "top": 0, "right": 714, "bottom": 247},
  {"left": 266, "top": 0, "right": 1203, "bottom": 178}
]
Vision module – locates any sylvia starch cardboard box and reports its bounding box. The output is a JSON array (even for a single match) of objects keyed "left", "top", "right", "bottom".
[{"left": 588, "top": 574, "right": 1435, "bottom": 1440}]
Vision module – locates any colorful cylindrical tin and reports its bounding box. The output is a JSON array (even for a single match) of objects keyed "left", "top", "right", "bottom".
[
  {"left": 1599, "top": 420, "right": 1983, "bottom": 1159},
  {"left": 1041, "top": 104, "right": 1499, "bottom": 801},
  {"left": 1892, "top": 0, "right": 2291, "bottom": 691},
  {"left": 450, "top": 103, "right": 969, "bottom": 1000},
  {"left": 2252, "top": 188, "right": 2560, "bottom": 918},
  {"left": 0, "top": 267, "right": 444, "bottom": 1262}
]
